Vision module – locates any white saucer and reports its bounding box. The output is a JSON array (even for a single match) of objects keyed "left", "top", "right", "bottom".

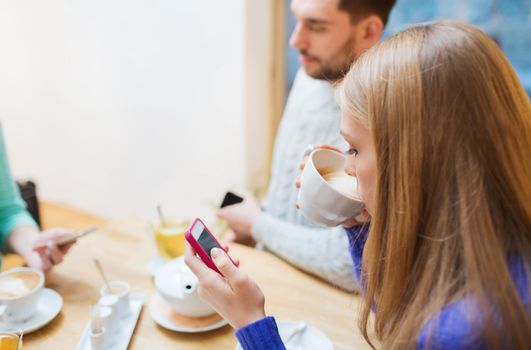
[
  {"left": 0, "top": 288, "right": 63, "bottom": 334},
  {"left": 236, "top": 320, "right": 334, "bottom": 350},
  {"left": 149, "top": 293, "right": 228, "bottom": 333}
]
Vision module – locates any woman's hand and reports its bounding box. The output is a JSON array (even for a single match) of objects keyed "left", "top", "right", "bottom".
[
  {"left": 8, "top": 226, "right": 76, "bottom": 272},
  {"left": 184, "top": 242, "right": 266, "bottom": 329},
  {"left": 297, "top": 144, "right": 343, "bottom": 178},
  {"left": 30, "top": 228, "right": 76, "bottom": 272},
  {"left": 295, "top": 144, "right": 343, "bottom": 196}
]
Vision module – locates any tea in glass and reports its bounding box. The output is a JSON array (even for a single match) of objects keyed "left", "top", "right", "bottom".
[
  {"left": 0, "top": 333, "right": 22, "bottom": 350},
  {"left": 151, "top": 220, "right": 189, "bottom": 260}
]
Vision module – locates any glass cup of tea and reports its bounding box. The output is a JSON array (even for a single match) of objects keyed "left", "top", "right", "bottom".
[
  {"left": 0, "top": 332, "right": 22, "bottom": 350},
  {"left": 150, "top": 219, "right": 190, "bottom": 260}
]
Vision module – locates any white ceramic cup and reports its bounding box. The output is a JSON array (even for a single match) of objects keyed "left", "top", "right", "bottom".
[
  {"left": 0, "top": 267, "right": 45, "bottom": 323},
  {"left": 100, "top": 281, "right": 130, "bottom": 319},
  {"left": 98, "top": 294, "right": 119, "bottom": 340},
  {"left": 297, "top": 148, "right": 365, "bottom": 227},
  {"left": 154, "top": 258, "right": 215, "bottom": 317},
  {"left": 98, "top": 305, "right": 114, "bottom": 346},
  {"left": 90, "top": 328, "right": 106, "bottom": 350}
]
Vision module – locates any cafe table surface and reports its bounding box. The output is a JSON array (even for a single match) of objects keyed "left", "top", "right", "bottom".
[{"left": 4, "top": 202, "right": 372, "bottom": 350}]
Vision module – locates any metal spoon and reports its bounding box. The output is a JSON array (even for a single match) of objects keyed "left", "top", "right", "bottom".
[
  {"left": 93, "top": 258, "right": 111, "bottom": 292},
  {"left": 157, "top": 204, "right": 166, "bottom": 226}
]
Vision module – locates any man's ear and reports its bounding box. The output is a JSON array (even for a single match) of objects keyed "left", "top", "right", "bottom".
[{"left": 353, "top": 14, "right": 384, "bottom": 53}]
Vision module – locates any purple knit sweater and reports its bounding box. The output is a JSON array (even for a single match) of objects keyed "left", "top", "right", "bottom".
[{"left": 235, "top": 226, "right": 529, "bottom": 349}]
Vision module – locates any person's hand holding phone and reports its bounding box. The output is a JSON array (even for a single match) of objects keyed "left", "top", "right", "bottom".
[
  {"left": 220, "top": 192, "right": 244, "bottom": 208},
  {"left": 184, "top": 242, "right": 266, "bottom": 329},
  {"left": 217, "top": 193, "right": 261, "bottom": 247},
  {"left": 30, "top": 228, "right": 78, "bottom": 272},
  {"left": 295, "top": 144, "right": 370, "bottom": 228}
]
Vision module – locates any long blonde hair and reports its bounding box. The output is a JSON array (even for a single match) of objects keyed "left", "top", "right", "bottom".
[{"left": 339, "top": 21, "right": 531, "bottom": 349}]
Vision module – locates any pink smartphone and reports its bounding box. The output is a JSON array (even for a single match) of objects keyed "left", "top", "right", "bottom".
[{"left": 185, "top": 218, "right": 235, "bottom": 275}]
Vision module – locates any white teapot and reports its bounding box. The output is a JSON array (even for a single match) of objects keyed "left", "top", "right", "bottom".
[{"left": 154, "top": 257, "right": 215, "bottom": 317}]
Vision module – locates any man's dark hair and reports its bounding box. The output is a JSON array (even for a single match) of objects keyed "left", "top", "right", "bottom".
[{"left": 338, "top": 0, "right": 396, "bottom": 26}]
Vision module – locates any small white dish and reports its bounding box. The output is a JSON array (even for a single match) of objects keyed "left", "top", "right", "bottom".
[
  {"left": 149, "top": 293, "right": 228, "bottom": 333},
  {"left": 76, "top": 292, "right": 144, "bottom": 350},
  {"left": 0, "top": 288, "right": 62, "bottom": 334},
  {"left": 236, "top": 320, "right": 334, "bottom": 350}
]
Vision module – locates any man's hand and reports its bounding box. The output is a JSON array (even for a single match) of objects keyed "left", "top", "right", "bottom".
[
  {"left": 217, "top": 194, "right": 261, "bottom": 247},
  {"left": 8, "top": 226, "right": 76, "bottom": 273}
]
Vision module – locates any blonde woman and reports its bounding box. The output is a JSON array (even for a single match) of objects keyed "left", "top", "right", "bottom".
[{"left": 186, "top": 21, "right": 531, "bottom": 349}]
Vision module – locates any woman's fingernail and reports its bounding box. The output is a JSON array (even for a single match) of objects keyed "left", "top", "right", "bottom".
[{"left": 211, "top": 248, "right": 223, "bottom": 258}]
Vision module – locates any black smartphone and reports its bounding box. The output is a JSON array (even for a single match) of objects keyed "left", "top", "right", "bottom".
[{"left": 220, "top": 191, "right": 244, "bottom": 208}]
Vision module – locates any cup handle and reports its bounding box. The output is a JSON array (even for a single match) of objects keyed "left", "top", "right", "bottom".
[{"left": 303, "top": 144, "right": 315, "bottom": 158}]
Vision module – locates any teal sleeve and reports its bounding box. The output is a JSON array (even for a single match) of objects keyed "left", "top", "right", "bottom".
[{"left": 0, "top": 127, "right": 38, "bottom": 253}]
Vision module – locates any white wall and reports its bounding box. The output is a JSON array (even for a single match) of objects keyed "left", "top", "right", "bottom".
[{"left": 0, "top": 0, "right": 274, "bottom": 220}]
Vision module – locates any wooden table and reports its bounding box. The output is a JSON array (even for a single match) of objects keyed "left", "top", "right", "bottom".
[{"left": 18, "top": 203, "right": 371, "bottom": 349}]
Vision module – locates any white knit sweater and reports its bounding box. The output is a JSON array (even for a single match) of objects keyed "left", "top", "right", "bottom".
[{"left": 251, "top": 69, "right": 357, "bottom": 292}]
